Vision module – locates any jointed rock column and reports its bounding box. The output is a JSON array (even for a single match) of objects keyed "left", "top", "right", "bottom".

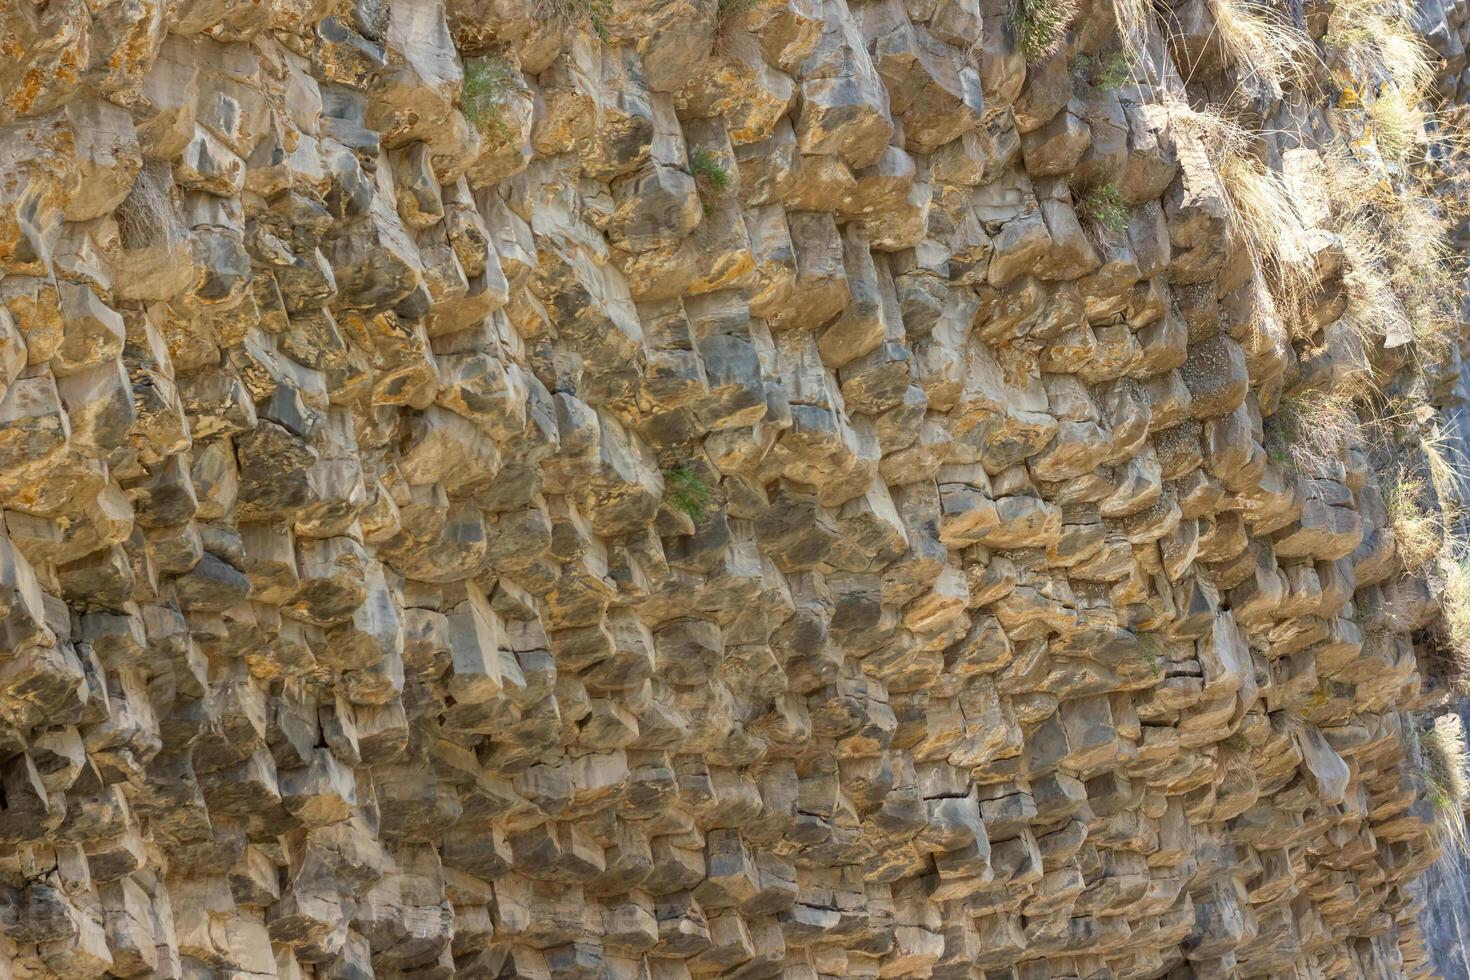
[{"left": 0, "top": 0, "right": 1465, "bottom": 977}]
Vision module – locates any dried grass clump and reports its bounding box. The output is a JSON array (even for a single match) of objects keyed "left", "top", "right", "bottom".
[
  {"left": 116, "top": 161, "right": 187, "bottom": 251},
  {"left": 1393, "top": 206, "right": 1462, "bottom": 358},
  {"left": 1218, "top": 152, "right": 1317, "bottom": 311},
  {"left": 535, "top": 0, "right": 612, "bottom": 40},
  {"left": 1013, "top": 0, "right": 1079, "bottom": 61},
  {"left": 1419, "top": 425, "right": 1470, "bottom": 504},
  {"left": 1264, "top": 387, "right": 1360, "bottom": 475},
  {"left": 1325, "top": 0, "right": 1436, "bottom": 94},
  {"left": 1422, "top": 713, "right": 1470, "bottom": 855},
  {"left": 1320, "top": 149, "right": 1463, "bottom": 360},
  {"left": 1384, "top": 466, "right": 1445, "bottom": 572},
  {"left": 1368, "top": 86, "right": 1427, "bottom": 164},
  {"left": 1325, "top": 0, "right": 1440, "bottom": 166},
  {"left": 1169, "top": 104, "right": 1318, "bottom": 317},
  {"left": 1110, "top": 0, "right": 1158, "bottom": 73},
  {"left": 1209, "top": 0, "right": 1314, "bottom": 88},
  {"left": 1336, "top": 218, "right": 1411, "bottom": 351},
  {"left": 1383, "top": 209, "right": 1459, "bottom": 359},
  {"left": 1438, "top": 552, "right": 1470, "bottom": 688}
]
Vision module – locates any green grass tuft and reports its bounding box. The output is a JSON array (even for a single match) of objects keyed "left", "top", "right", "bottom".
[
  {"left": 1097, "top": 52, "right": 1131, "bottom": 88},
  {"left": 461, "top": 58, "right": 521, "bottom": 140},
  {"left": 664, "top": 466, "right": 712, "bottom": 522},
  {"left": 690, "top": 149, "right": 731, "bottom": 193},
  {"left": 689, "top": 149, "right": 732, "bottom": 216},
  {"left": 1078, "top": 183, "right": 1129, "bottom": 235},
  {"left": 1075, "top": 52, "right": 1131, "bottom": 89}
]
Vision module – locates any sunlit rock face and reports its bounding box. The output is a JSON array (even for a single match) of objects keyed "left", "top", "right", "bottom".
[{"left": 0, "top": 0, "right": 1464, "bottom": 977}]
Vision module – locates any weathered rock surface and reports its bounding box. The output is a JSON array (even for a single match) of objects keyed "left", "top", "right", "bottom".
[{"left": 0, "top": 0, "right": 1464, "bottom": 978}]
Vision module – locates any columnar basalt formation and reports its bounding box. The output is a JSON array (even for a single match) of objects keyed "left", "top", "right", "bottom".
[{"left": 0, "top": 0, "right": 1467, "bottom": 977}]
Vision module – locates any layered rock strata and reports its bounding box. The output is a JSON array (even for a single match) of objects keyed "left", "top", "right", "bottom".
[{"left": 0, "top": 0, "right": 1466, "bottom": 978}]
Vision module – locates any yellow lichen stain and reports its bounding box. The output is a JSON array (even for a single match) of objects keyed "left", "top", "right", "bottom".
[{"left": 8, "top": 68, "right": 43, "bottom": 115}]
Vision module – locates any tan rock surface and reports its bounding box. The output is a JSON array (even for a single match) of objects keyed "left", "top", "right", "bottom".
[{"left": 0, "top": 0, "right": 1464, "bottom": 978}]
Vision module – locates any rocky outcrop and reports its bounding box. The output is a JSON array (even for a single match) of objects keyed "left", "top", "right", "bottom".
[{"left": 0, "top": 0, "right": 1464, "bottom": 977}]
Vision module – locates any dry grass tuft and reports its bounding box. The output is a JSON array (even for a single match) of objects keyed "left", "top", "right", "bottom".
[
  {"left": 1112, "top": 0, "right": 1153, "bottom": 44},
  {"left": 1168, "top": 103, "right": 1318, "bottom": 317},
  {"left": 1264, "top": 387, "right": 1361, "bottom": 476},
  {"left": 1325, "top": 0, "right": 1440, "bottom": 167},
  {"left": 535, "top": 0, "right": 612, "bottom": 40},
  {"left": 1217, "top": 152, "right": 1317, "bottom": 312},
  {"left": 1422, "top": 713, "right": 1470, "bottom": 855},
  {"left": 1326, "top": 0, "right": 1436, "bottom": 94},
  {"left": 1013, "top": 0, "right": 1079, "bottom": 61},
  {"left": 1318, "top": 147, "right": 1463, "bottom": 361},
  {"left": 1109, "top": 0, "right": 1160, "bottom": 79},
  {"left": 1419, "top": 425, "right": 1470, "bottom": 505},
  {"left": 1209, "top": 0, "right": 1313, "bottom": 88},
  {"left": 1368, "top": 86, "right": 1427, "bottom": 164},
  {"left": 116, "top": 162, "right": 187, "bottom": 251},
  {"left": 1336, "top": 218, "right": 1411, "bottom": 351},
  {"left": 1438, "top": 552, "right": 1470, "bottom": 688},
  {"left": 1384, "top": 465, "right": 1445, "bottom": 573}
]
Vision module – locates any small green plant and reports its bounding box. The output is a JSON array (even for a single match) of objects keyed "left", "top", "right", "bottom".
[
  {"left": 1074, "top": 52, "right": 1130, "bottom": 89},
  {"left": 664, "top": 466, "right": 711, "bottom": 522},
  {"left": 461, "top": 58, "right": 521, "bottom": 141},
  {"left": 690, "top": 150, "right": 731, "bottom": 192},
  {"left": 689, "top": 149, "right": 731, "bottom": 215},
  {"left": 587, "top": 0, "right": 611, "bottom": 41},
  {"left": 1097, "top": 52, "right": 1130, "bottom": 89},
  {"left": 1135, "top": 634, "right": 1166, "bottom": 677},
  {"left": 1077, "top": 183, "right": 1128, "bottom": 235},
  {"left": 714, "top": 0, "right": 762, "bottom": 52},
  {"left": 1012, "top": 0, "right": 1079, "bottom": 61},
  {"left": 1220, "top": 732, "right": 1249, "bottom": 753}
]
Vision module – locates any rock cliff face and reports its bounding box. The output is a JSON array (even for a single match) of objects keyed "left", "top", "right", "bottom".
[{"left": 0, "top": 0, "right": 1467, "bottom": 977}]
